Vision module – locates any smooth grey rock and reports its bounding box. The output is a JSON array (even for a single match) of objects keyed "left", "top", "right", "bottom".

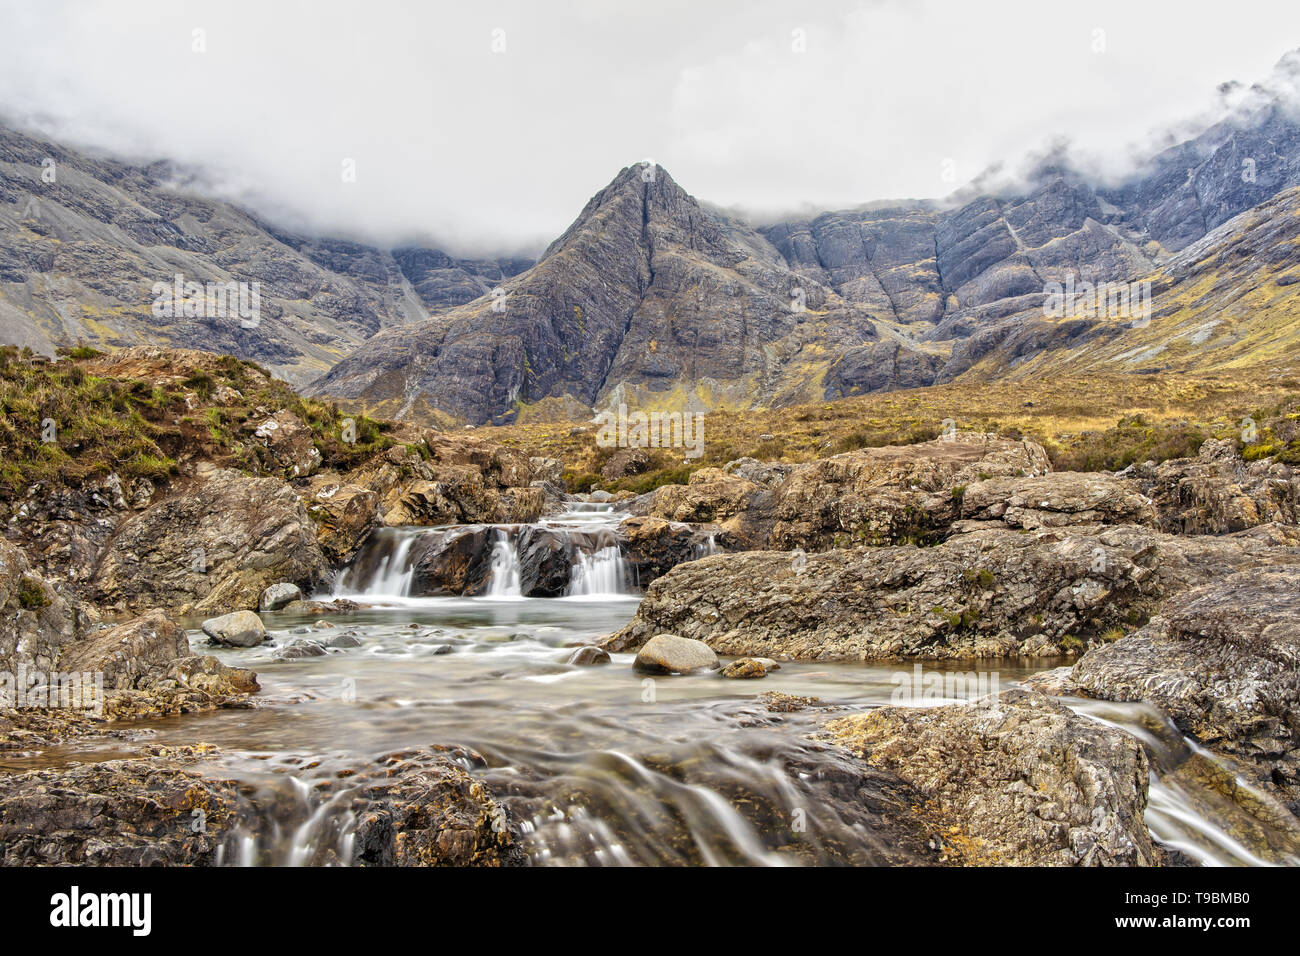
[
  {"left": 566, "top": 645, "right": 611, "bottom": 666},
  {"left": 201, "top": 610, "right": 266, "bottom": 648},
  {"left": 259, "top": 582, "right": 303, "bottom": 612},
  {"left": 632, "top": 634, "right": 718, "bottom": 674}
]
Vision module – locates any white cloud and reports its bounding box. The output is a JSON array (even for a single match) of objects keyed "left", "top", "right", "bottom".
[{"left": 0, "top": 0, "right": 1296, "bottom": 252}]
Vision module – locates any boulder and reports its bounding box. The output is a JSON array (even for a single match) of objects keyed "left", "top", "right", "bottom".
[
  {"left": 406, "top": 527, "right": 497, "bottom": 596},
  {"left": 827, "top": 689, "right": 1160, "bottom": 865},
  {"left": 90, "top": 463, "right": 327, "bottom": 616},
  {"left": 566, "top": 646, "right": 611, "bottom": 666},
  {"left": 601, "top": 447, "right": 652, "bottom": 480},
  {"left": 719, "top": 657, "right": 779, "bottom": 679},
  {"left": 632, "top": 634, "right": 719, "bottom": 674},
  {"left": 259, "top": 582, "right": 303, "bottom": 612},
  {"left": 201, "top": 610, "right": 266, "bottom": 648},
  {"left": 276, "top": 639, "right": 327, "bottom": 660}
]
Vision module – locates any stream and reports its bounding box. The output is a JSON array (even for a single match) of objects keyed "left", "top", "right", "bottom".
[{"left": 10, "top": 506, "right": 1299, "bottom": 867}]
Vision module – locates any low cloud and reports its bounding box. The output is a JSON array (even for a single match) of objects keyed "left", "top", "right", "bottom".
[{"left": 1, "top": 0, "right": 1297, "bottom": 252}]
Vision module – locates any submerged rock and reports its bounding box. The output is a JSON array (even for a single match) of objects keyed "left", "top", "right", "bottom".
[
  {"left": 827, "top": 689, "right": 1160, "bottom": 865},
  {"left": 277, "top": 639, "right": 327, "bottom": 660},
  {"left": 566, "top": 645, "right": 611, "bottom": 666},
  {"left": 0, "top": 746, "right": 524, "bottom": 867},
  {"left": 201, "top": 610, "right": 267, "bottom": 648},
  {"left": 632, "top": 634, "right": 719, "bottom": 674},
  {"left": 719, "top": 658, "right": 780, "bottom": 679}
]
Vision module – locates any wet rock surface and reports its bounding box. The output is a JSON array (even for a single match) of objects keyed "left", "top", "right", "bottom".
[
  {"left": 1056, "top": 567, "right": 1300, "bottom": 807},
  {"left": 0, "top": 746, "right": 525, "bottom": 867},
  {"left": 201, "top": 610, "right": 267, "bottom": 648},
  {"left": 826, "top": 689, "right": 1160, "bottom": 865}
]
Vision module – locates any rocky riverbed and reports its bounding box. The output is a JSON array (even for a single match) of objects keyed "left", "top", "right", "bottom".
[{"left": 3, "top": 348, "right": 1299, "bottom": 866}]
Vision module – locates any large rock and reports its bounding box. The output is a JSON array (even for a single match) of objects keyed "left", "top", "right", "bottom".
[
  {"left": 301, "top": 478, "right": 379, "bottom": 565},
  {"left": 1136, "top": 438, "right": 1300, "bottom": 534},
  {"left": 348, "top": 439, "right": 545, "bottom": 527},
  {"left": 826, "top": 689, "right": 1160, "bottom": 865},
  {"left": 250, "top": 409, "right": 322, "bottom": 479},
  {"left": 0, "top": 538, "right": 78, "bottom": 672},
  {"left": 406, "top": 527, "right": 497, "bottom": 596},
  {"left": 604, "top": 523, "right": 1300, "bottom": 661},
  {"left": 201, "top": 610, "right": 266, "bottom": 648},
  {"left": 620, "top": 516, "right": 725, "bottom": 586},
  {"left": 1064, "top": 567, "right": 1300, "bottom": 807},
  {"left": 0, "top": 748, "right": 241, "bottom": 865},
  {"left": 641, "top": 433, "right": 1052, "bottom": 550},
  {"left": 90, "top": 463, "right": 326, "bottom": 615},
  {"left": 632, "top": 634, "right": 719, "bottom": 674},
  {"left": 259, "top": 582, "right": 303, "bottom": 612},
  {"left": 57, "top": 610, "right": 189, "bottom": 690},
  {"left": 958, "top": 472, "right": 1157, "bottom": 530}
]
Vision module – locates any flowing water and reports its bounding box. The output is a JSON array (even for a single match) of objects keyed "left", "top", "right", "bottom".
[{"left": 10, "top": 508, "right": 1298, "bottom": 867}]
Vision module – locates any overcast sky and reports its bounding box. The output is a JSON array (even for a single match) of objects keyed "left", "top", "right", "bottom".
[{"left": 1, "top": 0, "right": 1298, "bottom": 254}]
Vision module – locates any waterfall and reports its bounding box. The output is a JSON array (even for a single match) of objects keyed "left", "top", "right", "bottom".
[
  {"left": 486, "top": 529, "right": 523, "bottom": 598},
  {"left": 334, "top": 528, "right": 419, "bottom": 597},
  {"left": 567, "top": 545, "right": 629, "bottom": 597},
  {"left": 695, "top": 533, "right": 720, "bottom": 558}
]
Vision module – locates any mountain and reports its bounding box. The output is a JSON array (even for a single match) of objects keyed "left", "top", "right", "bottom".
[
  {"left": 311, "top": 50, "right": 1300, "bottom": 422},
  {"left": 3, "top": 51, "right": 1299, "bottom": 413},
  {"left": 0, "top": 126, "right": 531, "bottom": 385},
  {"left": 306, "top": 165, "right": 884, "bottom": 423}
]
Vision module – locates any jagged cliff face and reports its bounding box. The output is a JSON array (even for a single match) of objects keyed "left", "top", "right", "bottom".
[
  {"left": 0, "top": 127, "right": 529, "bottom": 385},
  {"left": 307, "top": 166, "right": 881, "bottom": 423}
]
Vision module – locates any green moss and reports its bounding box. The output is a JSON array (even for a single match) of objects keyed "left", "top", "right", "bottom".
[{"left": 17, "top": 576, "right": 48, "bottom": 610}]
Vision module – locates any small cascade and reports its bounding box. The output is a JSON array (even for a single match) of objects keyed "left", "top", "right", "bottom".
[
  {"left": 695, "top": 533, "right": 720, "bottom": 558},
  {"left": 486, "top": 529, "right": 523, "bottom": 598},
  {"left": 334, "top": 527, "right": 421, "bottom": 597},
  {"left": 567, "top": 545, "right": 630, "bottom": 597}
]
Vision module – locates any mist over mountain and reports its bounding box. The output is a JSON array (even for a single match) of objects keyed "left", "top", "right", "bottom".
[{"left": 1, "top": 47, "right": 1298, "bottom": 411}]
